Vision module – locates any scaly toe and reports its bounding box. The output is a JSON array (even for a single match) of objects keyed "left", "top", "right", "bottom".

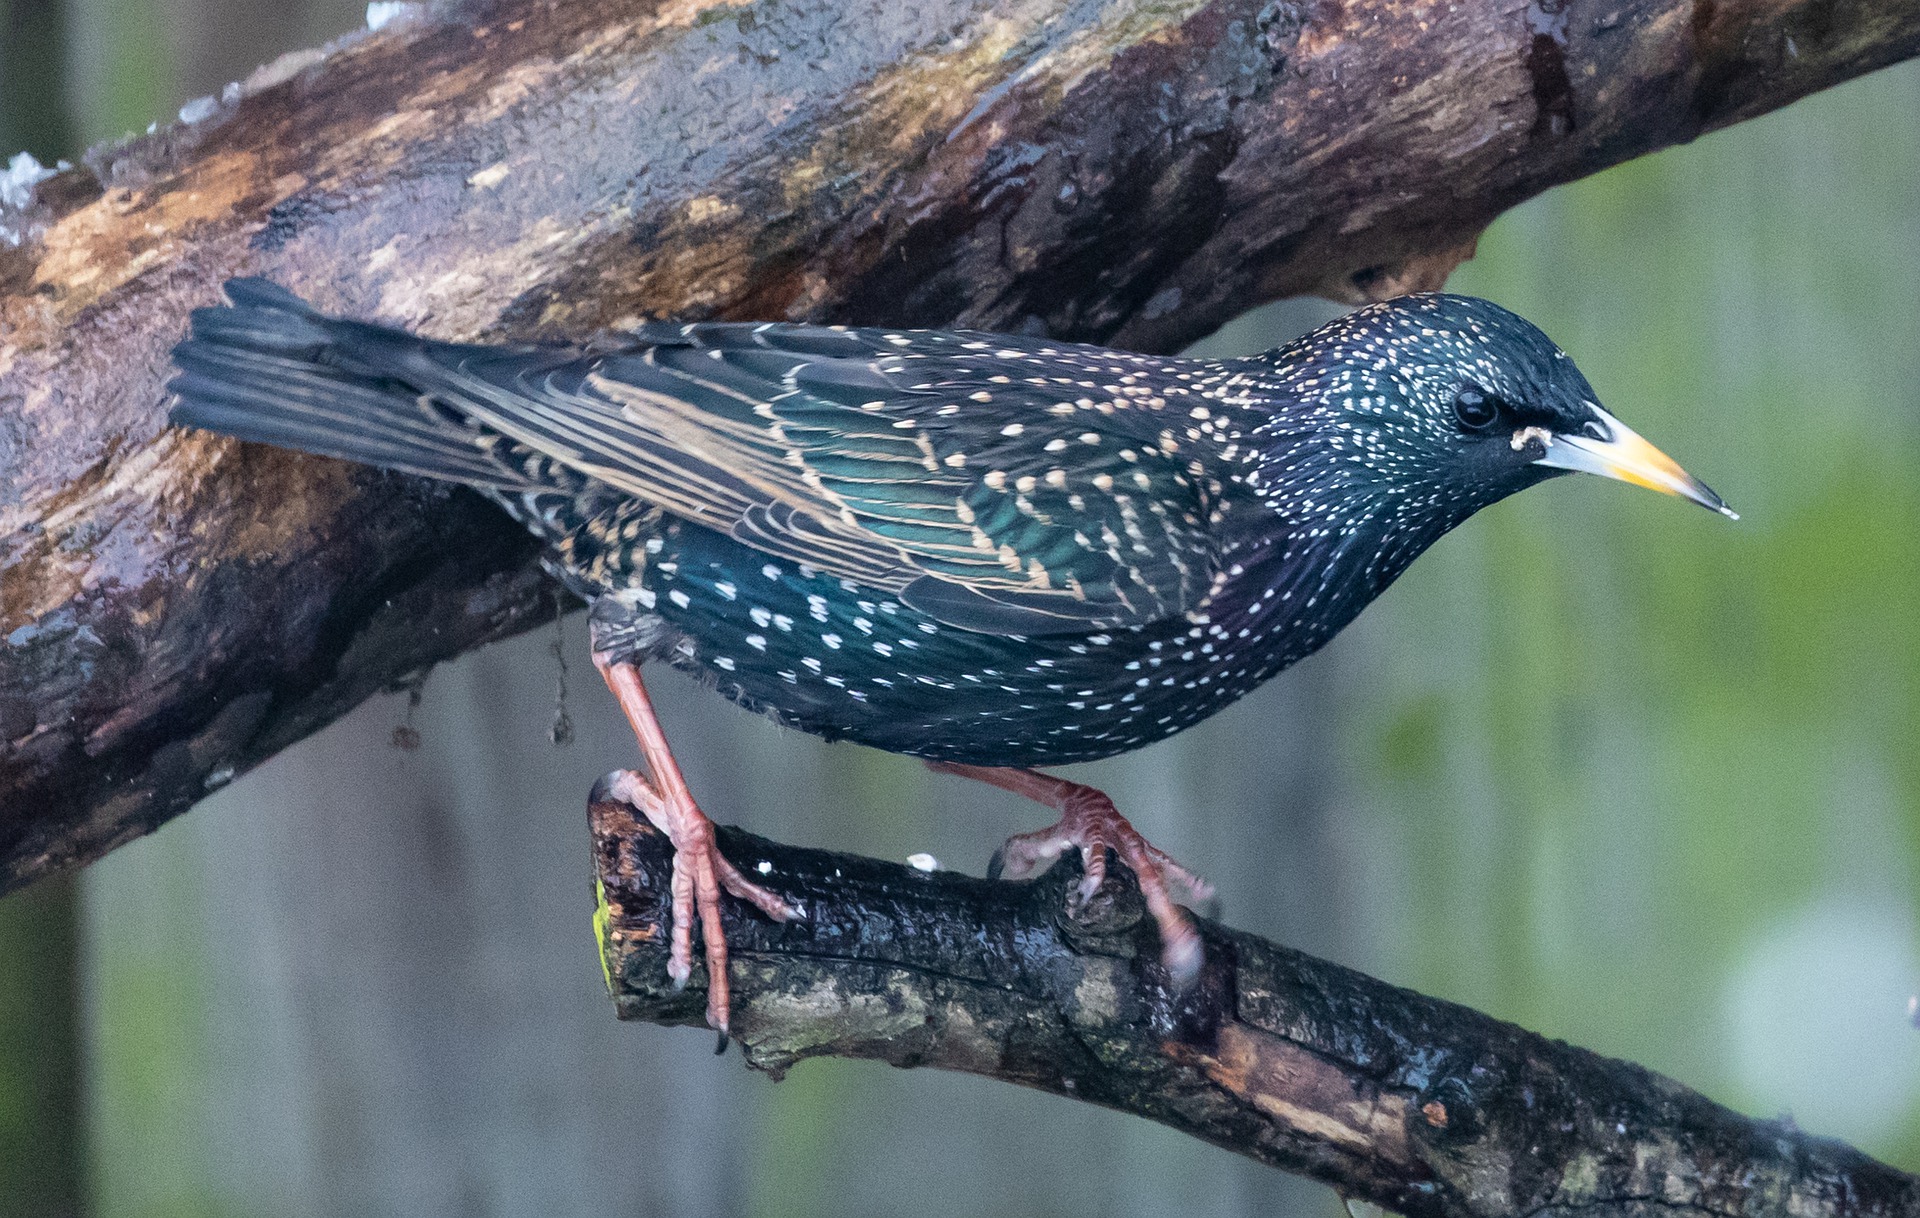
[
  {"left": 734, "top": 881, "right": 803, "bottom": 924},
  {"left": 990, "top": 832, "right": 1069, "bottom": 883},
  {"left": 713, "top": 857, "right": 803, "bottom": 923}
]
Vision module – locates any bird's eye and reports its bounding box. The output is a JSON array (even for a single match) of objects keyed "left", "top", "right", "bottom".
[{"left": 1452, "top": 387, "right": 1500, "bottom": 432}]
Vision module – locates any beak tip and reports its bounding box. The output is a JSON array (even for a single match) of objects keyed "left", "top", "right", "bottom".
[{"left": 1692, "top": 482, "right": 1737, "bottom": 521}]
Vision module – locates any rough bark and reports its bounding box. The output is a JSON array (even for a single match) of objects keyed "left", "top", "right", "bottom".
[
  {"left": 590, "top": 796, "right": 1920, "bottom": 1218},
  {"left": 5, "top": 0, "right": 1920, "bottom": 886}
]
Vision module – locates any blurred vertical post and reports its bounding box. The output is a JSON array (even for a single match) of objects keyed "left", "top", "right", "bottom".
[
  {"left": 2, "top": 0, "right": 77, "bottom": 160},
  {"left": 0, "top": 877, "right": 80, "bottom": 1218},
  {"left": 0, "top": 7, "right": 83, "bottom": 1216}
]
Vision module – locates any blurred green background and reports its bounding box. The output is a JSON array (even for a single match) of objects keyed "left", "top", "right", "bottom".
[{"left": 3, "top": 1, "right": 1918, "bottom": 1213}]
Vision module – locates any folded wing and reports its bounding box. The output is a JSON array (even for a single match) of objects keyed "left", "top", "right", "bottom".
[{"left": 170, "top": 281, "right": 1226, "bottom": 636}]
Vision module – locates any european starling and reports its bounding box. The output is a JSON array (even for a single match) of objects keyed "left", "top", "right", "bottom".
[{"left": 168, "top": 279, "right": 1731, "bottom": 1032}]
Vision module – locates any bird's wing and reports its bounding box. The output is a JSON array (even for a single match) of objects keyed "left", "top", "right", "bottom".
[{"left": 417, "top": 324, "right": 1226, "bottom": 634}]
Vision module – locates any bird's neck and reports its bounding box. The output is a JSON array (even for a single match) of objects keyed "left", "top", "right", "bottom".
[{"left": 1230, "top": 428, "right": 1463, "bottom": 649}]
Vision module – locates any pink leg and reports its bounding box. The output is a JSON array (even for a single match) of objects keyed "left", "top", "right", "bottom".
[
  {"left": 597, "top": 658, "right": 800, "bottom": 1035},
  {"left": 928, "top": 761, "right": 1214, "bottom": 986}
]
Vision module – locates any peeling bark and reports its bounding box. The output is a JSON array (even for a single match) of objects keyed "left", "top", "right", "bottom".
[
  {"left": 591, "top": 797, "right": 1920, "bottom": 1218},
  {"left": 4, "top": 0, "right": 1920, "bottom": 886}
]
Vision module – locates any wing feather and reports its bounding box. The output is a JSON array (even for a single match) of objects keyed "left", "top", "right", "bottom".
[{"left": 421, "top": 324, "right": 1232, "bottom": 633}]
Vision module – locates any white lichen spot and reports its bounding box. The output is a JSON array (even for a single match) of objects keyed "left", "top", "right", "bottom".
[
  {"left": 467, "top": 161, "right": 511, "bottom": 190},
  {"left": 366, "top": 1, "right": 424, "bottom": 31},
  {"left": 0, "top": 152, "right": 58, "bottom": 247},
  {"left": 683, "top": 195, "right": 738, "bottom": 224},
  {"left": 178, "top": 95, "right": 220, "bottom": 125}
]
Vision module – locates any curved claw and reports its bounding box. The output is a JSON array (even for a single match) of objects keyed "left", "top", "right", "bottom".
[
  {"left": 934, "top": 761, "right": 1214, "bottom": 991},
  {"left": 600, "top": 767, "right": 798, "bottom": 1032}
]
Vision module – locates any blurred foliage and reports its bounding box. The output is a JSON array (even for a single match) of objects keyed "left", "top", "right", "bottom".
[
  {"left": 85, "top": 829, "right": 226, "bottom": 1218},
  {"left": 65, "top": 0, "right": 174, "bottom": 147}
]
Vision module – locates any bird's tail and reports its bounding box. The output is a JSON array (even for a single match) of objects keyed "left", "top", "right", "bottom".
[{"left": 167, "top": 277, "right": 538, "bottom": 490}]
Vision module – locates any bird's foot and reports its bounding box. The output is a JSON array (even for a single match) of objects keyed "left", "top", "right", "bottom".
[
  {"left": 597, "top": 769, "right": 801, "bottom": 1036},
  {"left": 929, "top": 762, "right": 1214, "bottom": 987}
]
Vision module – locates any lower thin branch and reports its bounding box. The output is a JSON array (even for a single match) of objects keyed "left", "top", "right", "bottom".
[{"left": 589, "top": 795, "right": 1918, "bottom": 1218}]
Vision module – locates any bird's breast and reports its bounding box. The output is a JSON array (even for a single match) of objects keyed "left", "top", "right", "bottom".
[{"left": 573, "top": 509, "right": 1353, "bottom": 765}]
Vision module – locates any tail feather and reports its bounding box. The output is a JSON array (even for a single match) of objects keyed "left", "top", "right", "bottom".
[{"left": 168, "top": 278, "right": 539, "bottom": 491}]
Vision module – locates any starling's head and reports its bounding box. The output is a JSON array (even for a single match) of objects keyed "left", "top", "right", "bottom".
[{"left": 1259, "top": 293, "right": 1732, "bottom": 531}]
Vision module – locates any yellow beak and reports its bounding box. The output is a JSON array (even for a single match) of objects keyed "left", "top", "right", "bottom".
[{"left": 1531, "top": 406, "right": 1736, "bottom": 519}]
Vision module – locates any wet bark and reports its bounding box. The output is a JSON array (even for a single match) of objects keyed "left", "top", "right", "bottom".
[
  {"left": 590, "top": 796, "right": 1920, "bottom": 1218},
  {"left": 5, "top": 0, "right": 1920, "bottom": 887}
]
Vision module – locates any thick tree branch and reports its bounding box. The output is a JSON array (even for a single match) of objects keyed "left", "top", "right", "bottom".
[
  {"left": 5, "top": 0, "right": 1920, "bottom": 887},
  {"left": 590, "top": 797, "right": 1920, "bottom": 1218}
]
